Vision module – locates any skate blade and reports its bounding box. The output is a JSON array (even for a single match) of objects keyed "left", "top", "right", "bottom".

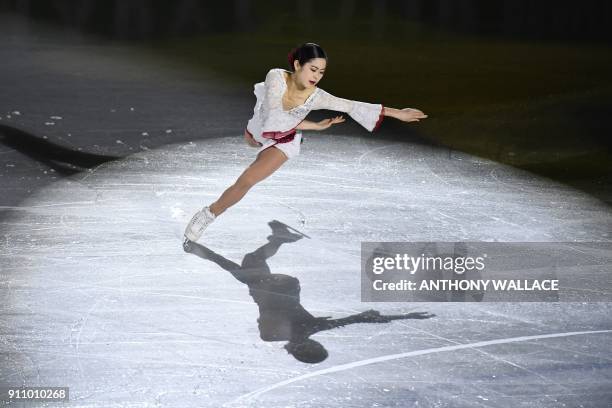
[
  {"left": 268, "top": 220, "right": 312, "bottom": 239},
  {"left": 277, "top": 221, "right": 311, "bottom": 239}
]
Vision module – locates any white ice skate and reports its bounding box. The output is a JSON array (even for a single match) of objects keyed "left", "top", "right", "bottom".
[{"left": 184, "top": 206, "right": 216, "bottom": 243}]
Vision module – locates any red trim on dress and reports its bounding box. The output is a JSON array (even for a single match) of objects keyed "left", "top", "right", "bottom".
[
  {"left": 262, "top": 118, "right": 305, "bottom": 144},
  {"left": 373, "top": 105, "right": 385, "bottom": 132},
  {"left": 245, "top": 127, "right": 295, "bottom": 146},
  {"left": 262, "top": 127, "right": 297, "bottom": 140},
  {"left": 275, "top": 131, "right": 296, "bottom": 144}
]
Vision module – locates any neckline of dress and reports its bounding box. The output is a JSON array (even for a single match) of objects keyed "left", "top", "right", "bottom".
[{"left": 280, "top": 69, "right": 318, "bottom": 113}]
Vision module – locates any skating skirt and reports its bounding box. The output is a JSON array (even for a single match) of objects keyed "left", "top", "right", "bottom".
[{"left": 246, "top": 128, "right": 303, "bottom": 159}]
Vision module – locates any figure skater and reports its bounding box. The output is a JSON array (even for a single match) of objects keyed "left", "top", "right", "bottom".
[{"left": 184, "top": 42, "right": 427, "bottom": 244}]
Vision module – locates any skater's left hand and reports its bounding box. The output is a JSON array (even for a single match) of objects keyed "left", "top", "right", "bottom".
[{"left": 395, "top": 108, "right": 428, "bottom": 123}]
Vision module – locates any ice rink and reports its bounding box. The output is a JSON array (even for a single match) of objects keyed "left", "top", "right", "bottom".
[
  {"left": 1, "top": 13, "right": 611, "bottom": 408},
  {"left": 2, "top": 134, "right": 612, "bottom": 407}
]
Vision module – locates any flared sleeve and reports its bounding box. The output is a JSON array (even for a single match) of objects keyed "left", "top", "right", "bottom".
[
  {"left": 313, "top": 89, "right": 385, "bottom": 132},
  {"left": 259, "top": 69, "right": 302, "bottom": 140}
]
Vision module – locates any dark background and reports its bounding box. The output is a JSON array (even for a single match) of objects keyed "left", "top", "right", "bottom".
[{"left": 3, "top": 0, "right": 612, "bottom": 42}]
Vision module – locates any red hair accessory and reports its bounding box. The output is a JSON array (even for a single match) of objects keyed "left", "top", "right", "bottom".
[{"left": 287, "top": 47, "right": 297, "bottom": 69}]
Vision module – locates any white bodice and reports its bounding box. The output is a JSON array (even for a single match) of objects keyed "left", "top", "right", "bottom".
[{"left": 246, "top": 68, "right": 384, "bottom": 139}]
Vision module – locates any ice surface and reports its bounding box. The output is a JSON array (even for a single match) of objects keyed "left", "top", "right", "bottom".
[{"left": 1, "top": 136, "right": 611, "bottom": 407}]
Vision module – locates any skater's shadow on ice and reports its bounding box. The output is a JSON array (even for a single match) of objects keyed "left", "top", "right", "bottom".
[{"left": 184, "top": 220, "right": 435, "bottom": 364}]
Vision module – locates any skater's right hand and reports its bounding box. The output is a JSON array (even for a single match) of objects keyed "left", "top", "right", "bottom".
[
  {"left": 315, "top": 115, "right": 345, "bottom": 130},
  {"left": 244, "top": 129, "right": 263, "bottom": 147}
]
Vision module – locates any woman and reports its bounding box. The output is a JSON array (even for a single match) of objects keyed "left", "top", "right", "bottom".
[{"left": 184, "top": 42, "right": 427, "bottom": 244}]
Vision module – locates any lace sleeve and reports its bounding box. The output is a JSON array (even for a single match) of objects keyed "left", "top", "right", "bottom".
[
  {"left": 261, "top": 69, "right": 283, "bottom": 113},
  {"left": 313, "top": 88, "right": 385, "bottom": 132},
  {"left": 258, "top": 69, "right": 301, "bottom": 139}
]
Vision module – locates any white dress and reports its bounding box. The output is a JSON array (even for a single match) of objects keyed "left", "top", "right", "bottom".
[{"left": 245, "top": 68, "right": 385, "bottom": 159}]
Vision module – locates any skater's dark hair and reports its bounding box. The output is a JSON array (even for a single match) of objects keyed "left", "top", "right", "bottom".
[
  {"left": 284, "top": 339, "right": 328, "bottom": 364},
  {"left": 287, "top": 43, "right": 327, "bottom": 72}
]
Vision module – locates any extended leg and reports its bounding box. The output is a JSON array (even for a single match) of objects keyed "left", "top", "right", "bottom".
[
  {"left": 183, "top": 146, "right": 288, "bottom": 246},
  {"left": 209, "top": 146, "right": 288, "bottom": 217}
]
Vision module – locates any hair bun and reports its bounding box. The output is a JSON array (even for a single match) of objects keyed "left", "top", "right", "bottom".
[
  {"left": 286, "top": 43, "right": 327, "bottom": 72},
  {"left": 287, "top": 47, "right": 297, "bottom": 69}
]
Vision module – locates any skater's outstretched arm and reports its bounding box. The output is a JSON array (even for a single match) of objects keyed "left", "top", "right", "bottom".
[
  {"left": 295, "top": 117, "right": 346, "bottom": 131},
  {"left": 381, "top": 107, "right": 428, "bottom": 123},
  {"left": 312, "top": 88, "right": 428, "bottom": 131},
  {"left": 312, "top": 310, "right": 435, "bottom": 332}
]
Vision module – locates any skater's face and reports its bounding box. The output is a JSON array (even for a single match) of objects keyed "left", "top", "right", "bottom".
[{"left": 294, "top": 58, "right": 326, "bottom": 89}]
